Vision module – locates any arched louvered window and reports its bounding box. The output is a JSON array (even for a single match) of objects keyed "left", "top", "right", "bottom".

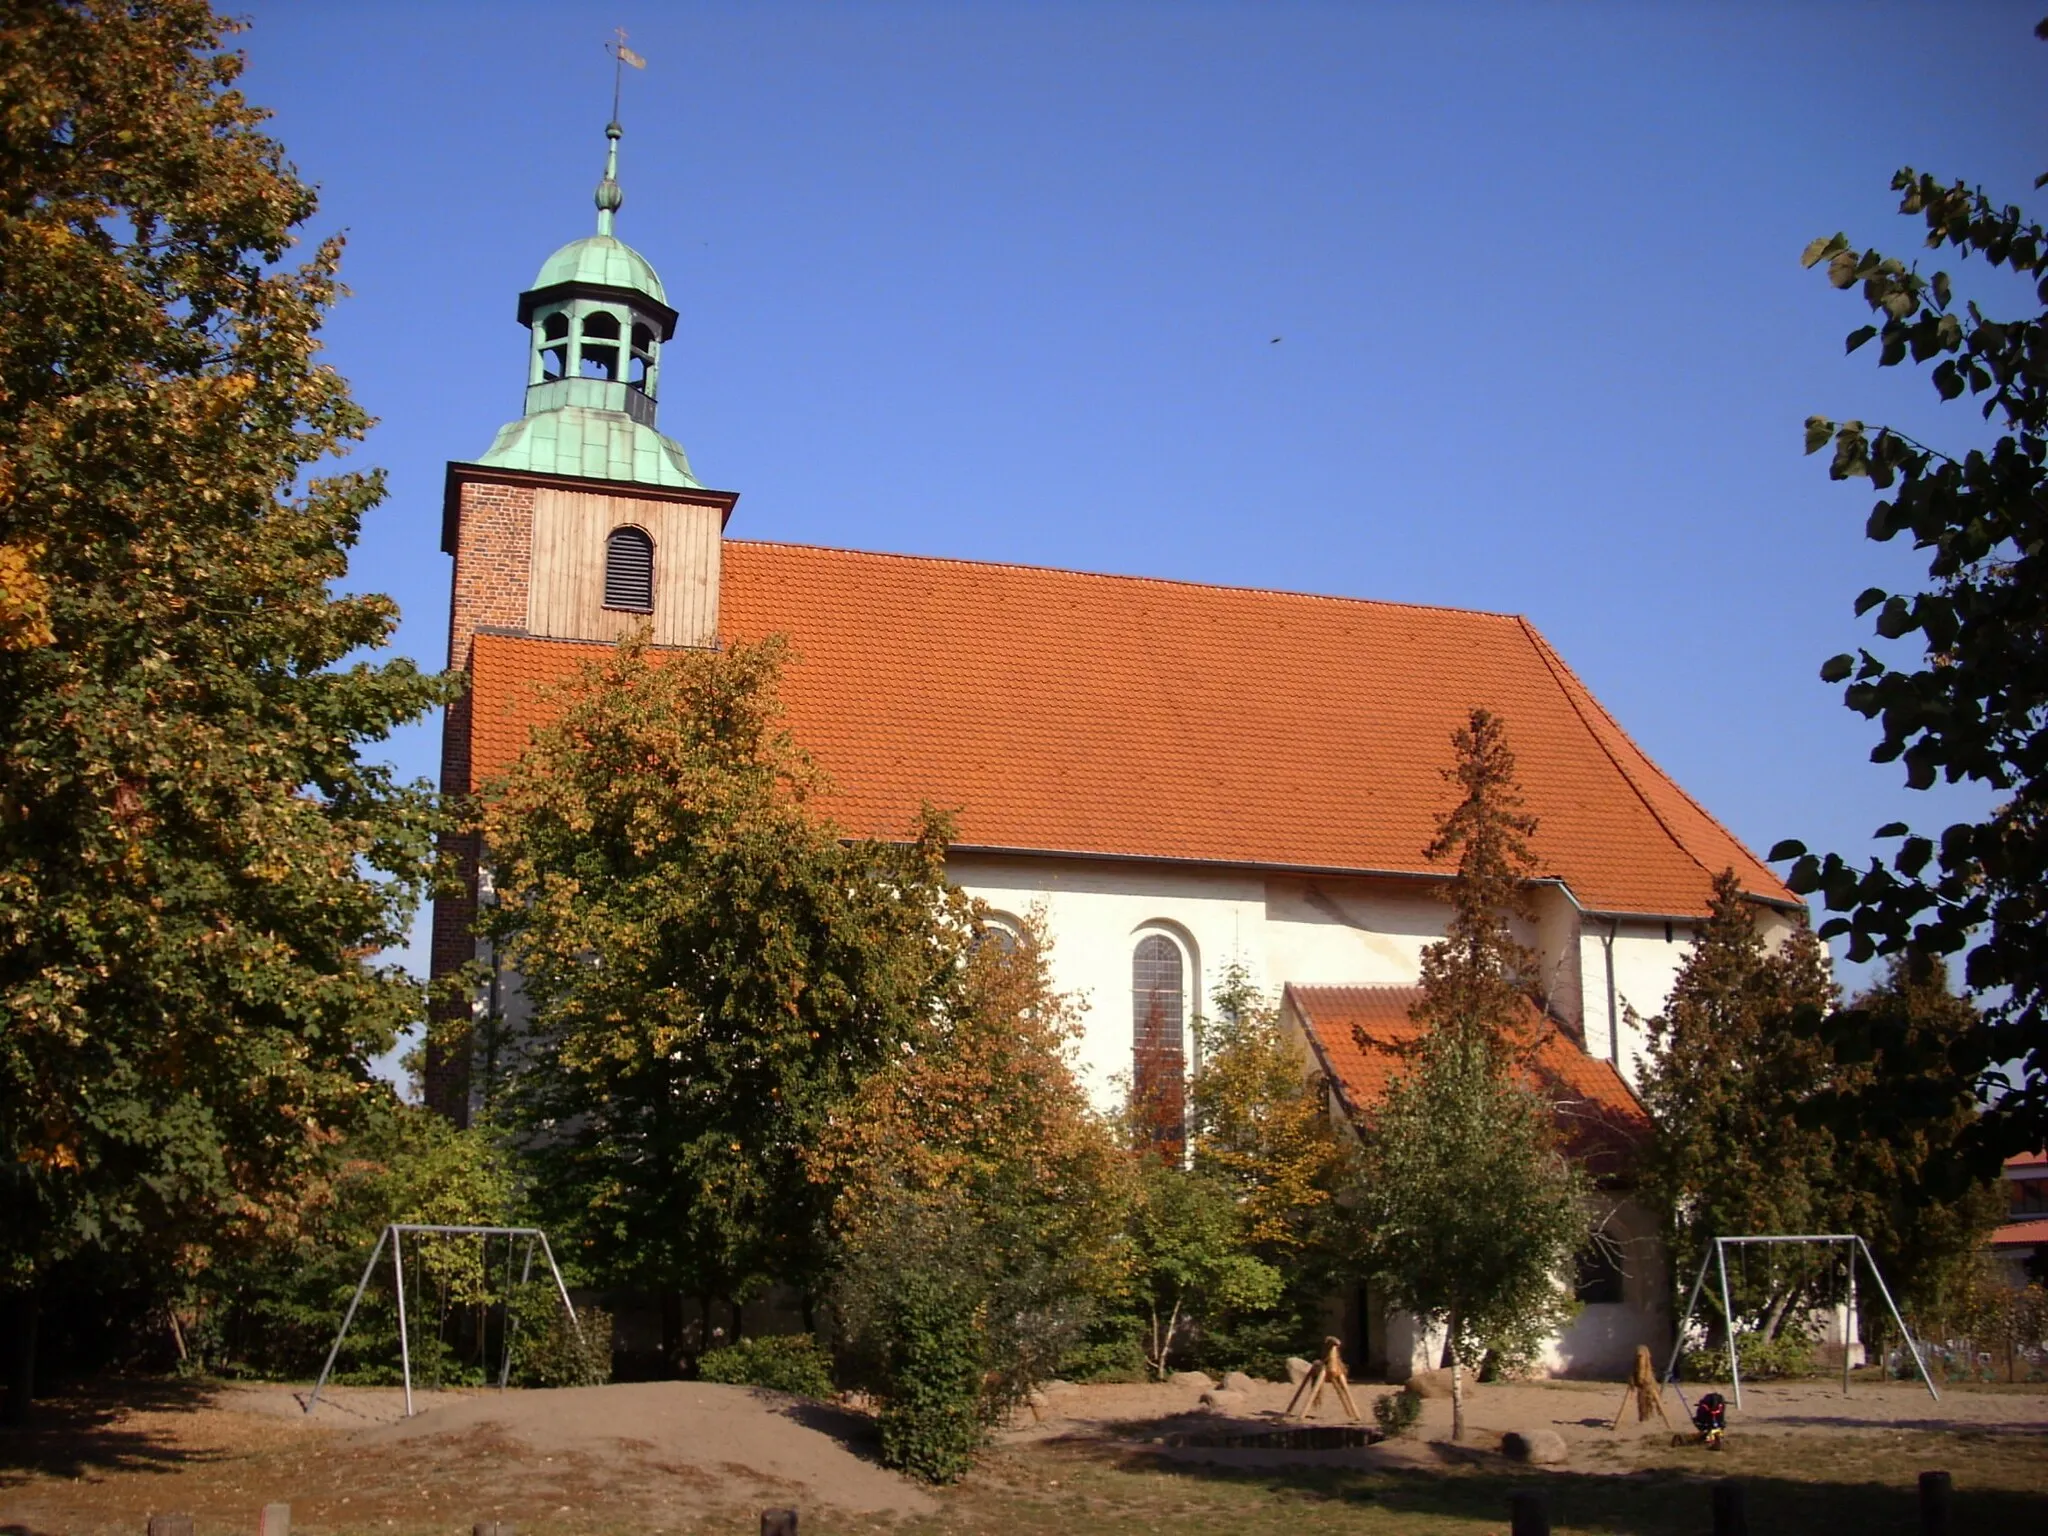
[
  {"left": 1132, "top": 933, "right": 1187, "bottom": 1152},
  {"left": 603, "top": 525, "right": 654, "bottom": 612}
]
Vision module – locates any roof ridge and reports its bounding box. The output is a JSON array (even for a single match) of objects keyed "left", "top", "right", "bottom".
[
  {"left": 1514, "top": 617, "right": 1789, "bottom": 906},
  {"left": 725, "top": 538, "right": 1528, "bottom": 623}
]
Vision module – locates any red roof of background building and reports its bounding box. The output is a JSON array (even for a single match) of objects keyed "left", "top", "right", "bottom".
[
  {"left": 1992, "top": 1218, "right": 2048, "bottom": 1248},
  {"left": 1284, "top": 983, "right": 1650, "bottom": 1179},
  {"left": 463, "top": 540, "right": 1797, "bottom": 918}
]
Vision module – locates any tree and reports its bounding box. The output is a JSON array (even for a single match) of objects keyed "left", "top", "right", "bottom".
[
  {"left": 0, "top": 2, "right": 446, "bottom": 1419},
  {"left": 1351, "top": 709, "right": 1587, "bottom": 1441},
  {"left": 1409, "top": 710, "right": 1543, "bottom": 1060},
  {"left": 1817, "top": 956, "right": 2006, "bottom": 1320},
  {"left": 1127, "top": 1158, "right": 1282, "bottom": 1381},
  {"left": 1778, "top": 20, "right": 2048, "bottom": 1152},
  {"left": 1187, "top": 962, "right": 1355, "bottom": 1368},
  {"left": 817, "top": 916, "right": 1132, "bottom": 1460},
  {"left": 474, "top": 635, "right": 963, "bottom": 1336},
  {"left": 1638, "top": 872, "right": 1842, "bottom": 1336}
]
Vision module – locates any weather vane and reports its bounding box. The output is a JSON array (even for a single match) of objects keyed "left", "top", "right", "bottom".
[{"left": 609, "top": 26, "right": 646, "bottom": 123}]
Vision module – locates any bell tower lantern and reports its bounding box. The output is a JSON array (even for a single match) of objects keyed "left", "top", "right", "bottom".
[{"left": 438, "top": 118, "right": 737, "bottom": 670}]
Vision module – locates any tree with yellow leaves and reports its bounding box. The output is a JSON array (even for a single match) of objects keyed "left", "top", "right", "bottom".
[{"left": 0, "top": 2, "right": 448, "bottom": 1421}]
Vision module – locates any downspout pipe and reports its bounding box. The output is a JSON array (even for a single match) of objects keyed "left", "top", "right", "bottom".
[{"left": 1599, "top": 917, "right": 1621, "bottom": 1068}]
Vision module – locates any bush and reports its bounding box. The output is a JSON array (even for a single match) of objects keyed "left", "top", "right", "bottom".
[
  {"left": 697, "top": 1334, "right": 835, "bottom": 1398},
  {"left": 874, "top": 1269, "right": 984, "bottom": 1484},
  {"left": 511, "top": 1297, "right": 613, "bottom": 1388},
  {"left": 1372, "top": 1389, "right": 1422, "bottom": 1438},
  {"left": 1681, "top": 1329, "right": 1816, "bottom": 1382},
  {"left": 1057, "top": 1334, "right": 1148, "bottom": 1383}
]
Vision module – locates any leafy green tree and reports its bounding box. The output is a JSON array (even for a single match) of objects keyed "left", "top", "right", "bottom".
[
  {"left": 1351, "top": 709, "right": 1587, "bottom": 1440},
  {"left": 1128, "top": 1158, "right": 1282, "bottom": 1381},
  {"left": 1818, "top": 956, "right": 2006, "bottom": 1322},
  {"left": 0, "top": 1, "right": 446, "bottom": 1419},
  {"left": 1638, "top": 872, "right": 1841, "bottom": 1337},
  {"left": 1188, "top": 962, "right": 1354, "bottom": 1371},
  {"left": 1778, "top": 19, "right": 2048, "bottom": 1152},
  {"left": 1354, "top": 1027, "right": 1587, "bottom": 1438},
  {"left": 816, "top": 917, "right": 1132, "bottom": 1416},
  {"left": 475, "top": 635, "right": 963, "bottom": 1335}
]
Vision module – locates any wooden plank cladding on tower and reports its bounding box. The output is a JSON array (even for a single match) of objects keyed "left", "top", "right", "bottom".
[{"left": 526, "top": 487, "right": 721, "bottom": 647}]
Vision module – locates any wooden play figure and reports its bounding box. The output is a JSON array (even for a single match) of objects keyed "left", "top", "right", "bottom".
[
  {"left": 1283, "top": 1335, "right": 1363, "bottom": 1422},
  {"left": 1609, "top": 1343, "right": 1677, "bottom": 1431}
]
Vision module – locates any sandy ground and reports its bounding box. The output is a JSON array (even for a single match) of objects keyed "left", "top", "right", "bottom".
[
  {"left": 999, "top": 1373, "right": 2048, "bottom": 1471},
  {"left": 5, "top": 1373, "right": 2044, "bottom": 1533},
  {"left": 259, "top": 1381, "right": 934, "bottom": 1516}
]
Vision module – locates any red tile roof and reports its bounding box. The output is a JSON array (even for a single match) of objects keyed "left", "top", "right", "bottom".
[
  {"left": 463, "top": 540, "right": 1797, "bottom": 918},
  {"left": 1991, "top": 1218, "right": 2048, "bottom": 1248},
  {"left": 2006, "top": 1152, "right": 2048, "bottom": 1171},
  {"left": 1284, "top": 984, "right": 1650, "bottom": 1178}
]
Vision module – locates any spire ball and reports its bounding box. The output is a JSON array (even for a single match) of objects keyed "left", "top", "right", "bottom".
[{"left": 594, "top": 120, "right": 625, "bottom": 236}]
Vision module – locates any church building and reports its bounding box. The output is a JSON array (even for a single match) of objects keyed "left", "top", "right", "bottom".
[{"left": 427, "top": 125, "right": 1804, "bottom": 1378}]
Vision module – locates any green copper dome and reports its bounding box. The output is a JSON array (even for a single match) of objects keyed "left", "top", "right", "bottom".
[
  {"left": 468, "top": 118, "right": 701, "bottom": 492},
  {"left": 530, "top": 234, "right": 667, "bottom": 306}
]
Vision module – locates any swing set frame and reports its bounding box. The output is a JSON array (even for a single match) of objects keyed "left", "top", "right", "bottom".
[
  {"left": 1662, "top": 1233, "right": 1939, "bottom": 1408},
  {"left": 304, "top": 1223, "right": 582, "bottom": 1419}
]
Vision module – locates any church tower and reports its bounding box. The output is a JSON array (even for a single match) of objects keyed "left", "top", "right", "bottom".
[{"left": 427, "top": 120, "right": 737, "bottom": 1120}]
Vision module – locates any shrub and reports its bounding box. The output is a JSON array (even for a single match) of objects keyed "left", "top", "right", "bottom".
[
  {"left": 511, "top": 1297, "right": 613, "bottom": 1388},
  {"left": 1681, "top": 1329, "right": 1816, "bottom": 1382},
  {"left": 873, "top": 1268, "right": 984, "bottom": 1484},
  {"left": 697, "top": 1334, "right": 835, "bottom": 1398},
  {"left": 1058, "top": 1335, "right": 1148, "bottom": 1383},
  {"left": 1372, "top": 1389, "right": 1422, "bottom": 1438}
]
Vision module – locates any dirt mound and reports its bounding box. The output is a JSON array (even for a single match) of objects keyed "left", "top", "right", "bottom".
[{"left": 349, "top": 1381, "right": 933, "bottom": 1517}]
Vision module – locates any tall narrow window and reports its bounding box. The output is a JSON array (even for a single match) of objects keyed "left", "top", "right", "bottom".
[
  {"left": 603, "top": 525, "right": 654, "bottom": 612},
  {"left": 1132, "top": 934, "right": 1186, "bottom": 1153}
]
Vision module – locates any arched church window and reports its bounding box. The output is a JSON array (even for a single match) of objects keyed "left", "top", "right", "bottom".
[
  {"left": 603, "top": 525, "right": 654, "bottom": 613},
  {"left": 580, "top": 310, "right": 621, "bottom": 380},
  {"left": 1132, "top": 933, "right": 1187, "bottom": 1152},
  {"left": 973, "top": 913, "right": 1022, "bottom": 957}
]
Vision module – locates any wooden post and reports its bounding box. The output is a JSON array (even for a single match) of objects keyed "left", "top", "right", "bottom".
[
  {"left": 145, "top": 1518, "right": 195, "bottom": 1536},
  {"left": 1918, "top": 1470, "right": 1952, "bottom": 1536},
  {"left": 1711, "top": 1480, "right": 1748, "bottom": 1536},
  {"left": 258, "top": 1503, "right": 290, "bottom": 1536},
  {"left": 1507, "top": 1489, "right": 1549, "bottom": 1536},
  {"left": 761, "top": 1511, "right": 798, "bottom": 1536},
  {"left": 472, "top": 1523, "right": 515, "bottom": 1536}
]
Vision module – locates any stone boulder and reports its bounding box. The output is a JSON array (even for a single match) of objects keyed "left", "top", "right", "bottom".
[
  {"left": 1501, "top": 1429, "right": 1568, "bottom": 1465},
  {"left": 1221, "top": 1370, "right": 1258, "bottom": 1394},
  {"left": 1170, "top": 1370, "right": 1216, "bottom": 1390},
  {"left": 1284, "top": 1356, "right": 1313, "bottom": 1385},
  {"left": 1405, "top": 1368, "right": 1475, "bottom": 1400},
  {"left": 1199, "top": 1388, "right": 1253, "bottom": 1415}
]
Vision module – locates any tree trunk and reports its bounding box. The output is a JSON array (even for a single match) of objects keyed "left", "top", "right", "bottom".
[
  {"left": 1447, "top": 1315, "right": 1465, "bottom": 1442},
  {"left": 2, "top": 1285, "right": 37, "bottom": 1427}
]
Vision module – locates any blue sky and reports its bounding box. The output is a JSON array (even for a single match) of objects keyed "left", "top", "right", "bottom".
[{"left": 233, "top": 1, "right": 2044, "bottom": 1065}]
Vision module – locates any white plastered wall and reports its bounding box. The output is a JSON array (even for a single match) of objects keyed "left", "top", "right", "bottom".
[{"left": 948, "top": 852, "right": 1462, "bottom": 1111}]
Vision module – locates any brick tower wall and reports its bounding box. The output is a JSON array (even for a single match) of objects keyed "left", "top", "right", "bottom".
[{"left": 425, "top": 475, "right": 536, "bottom": 1122}]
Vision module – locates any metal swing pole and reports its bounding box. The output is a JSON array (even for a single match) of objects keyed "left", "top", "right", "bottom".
[
  {"left": 536, "top": 1230, "right": 584, "bottom": 1343},
  {"left": 393, "top": 1226, "right": 414, "bottom": 1419},
  {"left": 1662, "top": 1241, "right": 1717, "bottom": 1400},
  {"left": 306, "top": 1225, "right": 390, "bottom": 1414},
  {"left": 1856, "top": 1236, "right": 1939, "bottom": 1401},
  {"left": 1716, "top": 1238, "right": 1743, "bottom": 1409}
]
